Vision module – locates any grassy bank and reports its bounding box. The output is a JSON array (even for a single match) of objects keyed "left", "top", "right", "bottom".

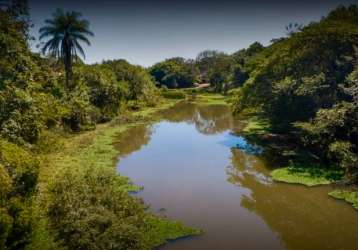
[
  {"left": 329, "top": 190, "right": 358, "bottom": 210},
  {"left": 242, "top": 116, "right": 270, "bottom": 134},
  {"left": 30, "top": 99, "right": 201, "bottom": 249},
  {"left": 238, "top": 113, "right": 357, "bottom": 209},
  {"left": 191, "top": 93, "right": 228, "bottom": 105},
  {"left": 271, "top": 166, "right": 343, "bottom": 187},
  {"left": 162, "top": 88, "right": 229, "bottom": 106}
]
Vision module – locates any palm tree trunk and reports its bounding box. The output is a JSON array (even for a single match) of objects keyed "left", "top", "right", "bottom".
[
  {"left": 64, "top": 55, "right": 72, "bottom": 89},
  {"left": 63, "top": 37, "right": 72, "bottom": 90}
]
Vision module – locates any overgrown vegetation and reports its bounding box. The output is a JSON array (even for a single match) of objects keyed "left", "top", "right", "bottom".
[
  {"left": 0, "top": 140, "right": 39, "bottom": 249},
  {"left": 2, "top": 0, "right": 358, "bottom": 246},
  {"left": 230, "top": 6, "right": 358, "bottom": 191},
  {"left": 0, "top": 2, "right": 198, "bottom": 249},
  {"left": 161, "top": 89, "right": 186, "bottom": 99},
  {"left": 271, "top": 165, "right": 344, "bottom": 187},
  {"left": 148, "top": 44, "right": 264, "bottom": 92}
]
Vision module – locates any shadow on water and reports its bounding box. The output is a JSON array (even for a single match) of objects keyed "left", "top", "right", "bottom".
[
  {"left": 114, "top": 124, "right": 153, "bottom": 158},
  {"left": 116, "top": 101, "right": 358, "bottom": 250},
  {"left": 227, "top": 149, "right": 358, "bottom": 250}
]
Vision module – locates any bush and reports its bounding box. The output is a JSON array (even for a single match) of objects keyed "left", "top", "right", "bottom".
[
  {"left": 0, "top": 140, "right": 39, "bottom": 249},
  {"left": 0, "top": 140, "right": 39, "bottom": 196},
  {"left": 0, "top": 87, "right": 44, "bottom": 145},
  {"left": 102, "top": 60, "right": 160, "bottom": 106},
  {"left": 74, "top": 65, "right": 128, "bottom": 122},
  {"left": 46, "top": 166, "right": 149, "bottom": 250},
  {"left": 162, "top": 90, "right": 186, "bottom": 99},
  {"left": 0, "top": 163, "right": 12, "bottom": 197},
  {"left": 150, "top": 57, "right": 199, "bottom": 89},
  {"left": 61, "top": 84, "right": 97, "bottom": 132}
]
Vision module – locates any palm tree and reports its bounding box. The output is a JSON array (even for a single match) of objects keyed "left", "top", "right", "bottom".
[{"left": 39, "top": 9, "right": 94, "bottom": 89}]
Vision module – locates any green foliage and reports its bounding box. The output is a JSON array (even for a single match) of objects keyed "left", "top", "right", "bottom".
[
  {"left": 0, "top": 8, "right": 65, "bottom": 144},
  {"left": 39, "top": 9, "right": 94, "bottom": 88},
  {"left": 329, "top": 142, "right": 358, "bottom": 182},
  {"left": 46, "top": 166, "right": 148, "bottom": 250},
  {"left": 46, "top": 164, "right": 200, "bottom": 249},
  {"left": 231, "top": 42, "right": 264, "bottom": 87},
  {"left": 43, "top": 105, "right": 200, "bottom": 249},
  {"left": 143, "top": 216, "right": 202, "bottom": 248},
  {"left": 0, "top": 163, "right": 12, "bottom": 196},
  {"left": 194, "top": 43, "right": 263, "bottom": 93},
  {"left": 206, "top": 54, "right": 233, "bottom": 92},
  {"left": 162, "top": 89, "right": 186, "bottom": 99},
  {"left": 61, "top": 85, "right": 97, "bottom": 132},
  {"left": 150, "top": 57, "right": 199, "bottom": 88},
  {"left": 192, "top": 93, "right": 228, "bottom": 105},
  {"left": 124, "top": 66, "right": 160, "bottom": 105},
  {"left": 295, "top": 66, "right": 358, "bottom": 182},
  {"left": 196, "top": 50, "right": 225, "bottom": 82},
  {"left": 195, "top": 51, "right": 232, "bottom": 92},
  {"left": 74, "top": 65, "right": 127, "bottom": 122},
  {"left": 103, "top": 59, "right": 160, "bottom": 106},
  {"left": 0, "top": 140, "right": 39, "bottom": 195},
  {"left": 271, "top": 164, "right": 344, "bottom": 186},
  {"left": 0, "top": 87, "right": 43, "bottom": 144},
  {"left": 0, "top": 6, "right": 196, "bottom": 250},
  {"left": 242, "top": 116, "right": 270, "bottom": 134},
  {"left": 233, "top": 6, "right": 358, "bottom": 126},
  {"left": 0, "top": 140, "right": 39, "bottom": 249},
  {"left": 232, "top": 5, "right": 358, "bottom": 182}
]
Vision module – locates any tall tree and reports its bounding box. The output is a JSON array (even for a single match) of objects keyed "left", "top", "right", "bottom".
[{"left": 39, "top": 9, "right": 93, "bottom": 89}]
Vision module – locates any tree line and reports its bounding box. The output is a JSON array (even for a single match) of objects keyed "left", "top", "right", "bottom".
[
  {"left": 231, "top": 5, "right": 358, "bottom": 183},
  {"left": 0, "top": 1, "right": 162, "bottom": 249},
  {"left": 149, "top": 42, "right": 264, "bottom": 92}
]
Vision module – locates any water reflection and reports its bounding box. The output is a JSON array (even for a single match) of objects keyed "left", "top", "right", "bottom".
[
  {"left": 115, "top": 125, "right": 153, "bottom": 157},
  {"left": 159, "top": 102, "right": 239, "bottom": 135},
  {"left": 116, "top": 101, "right": 358, "bottom": 250},
  {"left": 227, "top": 148, "right": 358, "bottom": 250}
]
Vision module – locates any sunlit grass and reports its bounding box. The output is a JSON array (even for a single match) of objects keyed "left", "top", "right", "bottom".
[
  {"left": 162, "top": 89, "right": 186, "bottom": 99},
  {"left": 192, "top": 93, "right": 228, "bottom": 105},
  {"left": 242, "top": 116, "right": 270, "bottom": 134},
  {"left": 271, "top": 165, "right": 343, "bottom": 187},
  {"left": 329, "top": 190, "right": 358, "bottom": 210}
]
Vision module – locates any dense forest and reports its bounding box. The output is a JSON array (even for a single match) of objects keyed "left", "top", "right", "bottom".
[
  {"left": 233, "top": 6, "right": 358, "bottom": 184},
  {"left": 0, "top": 0, "right": 358, "bottom": 249}
]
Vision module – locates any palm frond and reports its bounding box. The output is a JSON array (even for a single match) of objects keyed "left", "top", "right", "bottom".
[
  {"left": 73, "top": 40, "right": 86, "bottom": 59},
  {"left": 39, "top": 8, "right": 94, "bottom": 61}
]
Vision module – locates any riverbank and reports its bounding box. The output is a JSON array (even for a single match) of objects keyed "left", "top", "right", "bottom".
[
  {"left": 113, "top": 98, "right": 358, "bottom": 250},
  {"left": 184, "top": 92, "right": 358, "bottom": 211},
  {"left": 238, "top": 112, "right": 358, "bottom": 210},
  {"left": 29, "top": 97, "right": 201, "bottom": 249}
]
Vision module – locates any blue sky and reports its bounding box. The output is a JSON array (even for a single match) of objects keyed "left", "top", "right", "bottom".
[{"left": 29, "top": 0, "right": 357, "bottom": 66}]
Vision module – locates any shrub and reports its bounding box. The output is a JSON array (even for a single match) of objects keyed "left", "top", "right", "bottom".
[
  {"left": 61, "top": 84, "right": 97, "bottom": 132},
  {"left": 0, "top": 87, "right": 44, "bottom": 144},
  {"left": 46, "top": 166, "right": 149, "bottom": 250},
  {"left": 0, "top": 140, "right": 39, "bottom": 196},
  {"left": 162, "top": 90, "right": 186, "bottom": 99},
  {"left": 0, "top": 140, "right": 39, "bottom": 249},
  {"left": 102, "top": 60, "right": 160, "bottom": 106},
  {"left": 74, "top": 65, "right": 128, "bottom": 122}
]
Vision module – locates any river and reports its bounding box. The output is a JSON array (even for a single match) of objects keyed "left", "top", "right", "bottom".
[{"left": 116, "top": 101, "right": 358, "bottom": 250}]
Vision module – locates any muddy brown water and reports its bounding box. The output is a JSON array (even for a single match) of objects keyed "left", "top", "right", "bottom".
[{"left": 116, "top": 102, "right": 358, "bottom": 250}]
